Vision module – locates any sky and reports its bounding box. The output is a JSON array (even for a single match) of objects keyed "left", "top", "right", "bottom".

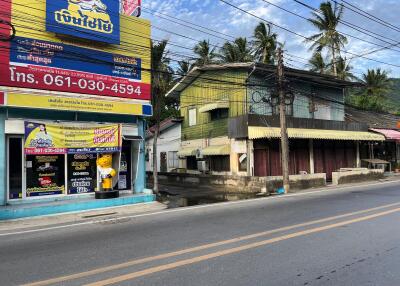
[{"left": 140, "top": 0, "right": 400, "bottom": 78}]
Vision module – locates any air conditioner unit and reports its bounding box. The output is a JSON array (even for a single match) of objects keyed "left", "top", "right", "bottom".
[
  {"left": 197, "top": 160, "right": 209, "bottom": 172},
  {"left": 195, "top": 149, "right": 203, "bottom": 159}
]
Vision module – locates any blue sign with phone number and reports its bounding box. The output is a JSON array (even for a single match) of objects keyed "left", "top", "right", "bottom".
[{"left": 10, "top": 36, "right": 141, "bottom": 81}]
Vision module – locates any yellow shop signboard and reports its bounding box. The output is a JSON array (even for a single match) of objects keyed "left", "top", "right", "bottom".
[
  {"left": 24, "top": 121, "right": 121, "bottom": 155},
  {"left": 6, "top": 93, "right": 152, "bottom": 116}
]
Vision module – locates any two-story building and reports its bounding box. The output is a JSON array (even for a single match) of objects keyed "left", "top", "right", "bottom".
[{"left": 167, "top": 63, "right": 385, "bottom": 180}]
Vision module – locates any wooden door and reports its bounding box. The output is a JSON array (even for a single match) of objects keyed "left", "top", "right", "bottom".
[
  {"left": 160, "top": 152, "right": 167, "bottom": 172},
  {"left": 254, "top": 149, "right": 268, "bottom": 176}
]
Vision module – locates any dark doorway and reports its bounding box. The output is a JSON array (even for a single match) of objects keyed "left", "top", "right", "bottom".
[
  {"left": 8, "top": 137, "right": 23, "bottom": 199},
  {"left": 118, "top": 140, "right": 132, "bottom": 190}
]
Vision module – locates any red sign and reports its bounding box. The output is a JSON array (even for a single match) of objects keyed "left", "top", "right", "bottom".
[
  {"left": 0, "top": 39, "right": 150, "bottom": 101},
  {"left": 121, "top": 0, "right": 141, "bottom": 17}
]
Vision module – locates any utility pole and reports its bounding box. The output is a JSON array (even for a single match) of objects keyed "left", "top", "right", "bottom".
[{"left": 277, "top": 47, "right": 290, "bottom": 193}]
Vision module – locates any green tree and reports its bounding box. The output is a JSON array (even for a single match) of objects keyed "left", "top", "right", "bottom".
[
  {"left": 308, "top": 52, "right": 328, "bottom": 74},
  {"left": 253, "top": 22, "right": 278, "bottom": 64},
  {"left": 305, "top": 1, "right": 347, "bottom": 76},
  {"left": 218, "top": 37, "right": 254, "bottom": 63},
  {"left": 335, "top": 57, "right": 356, "bottom": 81},
  {"left": 193, "top": 40, "right": 217, "bottom": 66},
  {"left": 176, "top": 60, "right": 193, "bottom": 79},
  {"left": 350, "top": 68, "right": 392, "bottom": 111},
  {"left": 150, "top": 40, "right": 174, "bottom": 193}
]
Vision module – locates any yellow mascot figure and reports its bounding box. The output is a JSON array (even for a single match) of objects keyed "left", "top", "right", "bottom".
[{"left": 97, "top": 154, "right": 116, "bottom": 192}]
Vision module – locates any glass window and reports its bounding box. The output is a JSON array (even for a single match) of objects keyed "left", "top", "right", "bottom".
[
  {"left": 210, "top": 109, "right": 228, "bottom": 121},
  {"left": 26, "top": 155, "right": 65, "bottom": 197},
  {"left": 210, "top": 155, "right": 230, "bottom": 172},
  {"left": 168, "top": 151, "right": 179, "bottom": 168},
  {"left": 314, "top": 101, "right": 331, "bottom": 120},
  {"left": 238, "top": 153, "right": 247, "bottom": 172},
  {"left": 188, "top": 108, "right": 197, "bottom": 126},
  {"left": 8, "top": 137, "right": 23, "bottom": 199}
]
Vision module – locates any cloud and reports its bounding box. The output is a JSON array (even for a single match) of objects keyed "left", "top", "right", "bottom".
[{"left": 142, "top": 0, "right": 400, "bottom": 77}]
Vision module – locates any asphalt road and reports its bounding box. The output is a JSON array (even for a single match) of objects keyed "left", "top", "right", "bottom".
[{"left": 2, "top": 180, "right": 400, "bottom": 286}]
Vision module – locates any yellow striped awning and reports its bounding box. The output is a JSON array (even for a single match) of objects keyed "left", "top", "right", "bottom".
[
  {"left": 199, "top": 102, "right": 229, "bottom": 113},
  {"left": 202, "top": 145, "right": 231, "bottom": 156},
  {"left": 248, "top": 127, "right": 385, "bottom": 141},
  {"left": 177, "top": 147, "right": 198, "bottom": 157}
]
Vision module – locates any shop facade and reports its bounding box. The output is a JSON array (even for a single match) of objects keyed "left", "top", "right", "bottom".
[
  {"left": 0, "top": 0, "right": 153, "bottom": 211},
  {"left": 2, "top": 111, "right": 149, "bottom": 204}
]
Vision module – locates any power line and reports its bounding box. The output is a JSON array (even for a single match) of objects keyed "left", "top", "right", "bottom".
[
  {"left": 262, "top": 0, "right": 400, "bottom": 54},
  {"left": 337, "top": 0, "right": 400, "bottom": 33},
  {"left": 219, "top": 0, "right": 400, "bottom": 70}
]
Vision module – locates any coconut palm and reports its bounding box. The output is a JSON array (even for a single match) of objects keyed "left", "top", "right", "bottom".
[
  {"left": 335, "top": 57, "right": 356, "bottom": 81},
  {"left": 219, "top": 37, "right": 254, "bottom": 63},
  {"left": 360, "top": 68, "right": 391, "bottom": 98},
  {"left": 151, "top": 40, "right": 173, "bottom": 194},
  {"left": 308, "top": 52, "right": 328, "bottom": 74},
  {"left": 176, "top": 60, "right": 193, "bottom": 81},
  {"left": 305, "top": 1, "right": 347, "bottom": 76},
  {"left": 193, "top": 40, "right": 217, "bottom": 66},
  {"left": 253, "top": 22, "right": 278, "bottom": 64},
  {"left": 354, "top": 68, "right": 392, "bottom": 110}
]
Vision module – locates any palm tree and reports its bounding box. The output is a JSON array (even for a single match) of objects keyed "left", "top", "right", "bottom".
[
  {"left": 218, "top": 37, "right": 254, "bottom": 63},
  {"left": 253, "top": 22, "right": 278, "bottom": 64},
  {"left": 305, "top": 1, "right": 347, "bottom": 76},
  {"left": 176, "top": 60, "right": 193, "bottom": 81},
  {"left": 151, "top": 40, "right": 173, "bottom": 194},
  {"left": 335, "top": 57, "right": 356, "bottom": 81},
  {"left": 356, "top": 68, "right": 392, "bottom": 110},
  {"left": 308, "top": 52, "right": 328, "bottom": 74},
  {"left": 360, "top": 69, "right": 391, "bottom": 98},
  {"left": 193, "top": 40, "right": 217, "bottom": 66}
]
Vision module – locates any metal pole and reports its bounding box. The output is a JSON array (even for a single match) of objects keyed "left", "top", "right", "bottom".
[{"left": 277, "top": 47, "right": 290, "bottom": 193}]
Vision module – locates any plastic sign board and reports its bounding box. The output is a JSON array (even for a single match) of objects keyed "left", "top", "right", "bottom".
[
  {"left": 121, "top": 0, "right": 141, "bottom": 17},
  {"left": 8, "top": 36, "right": 148, "bottom": 100},
  {"left": 0, "top": 0, "right": 151, "bottom": 102},
  {"left": 4, "top": 93, "right": 153, "bottom": 116},
  {"left": 24, "top": 121, "right": 121, "bottom": 155},
  {"left": 46, "top": 0, "right": 120, "bottom": 44}
]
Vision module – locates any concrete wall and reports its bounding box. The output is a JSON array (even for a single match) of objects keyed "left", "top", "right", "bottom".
[
  {"left": 332, "top": 168, "right": 384, "bottom": 185},
  {"left": 148, "top": 172, "right": 326, "bottom": 194}
]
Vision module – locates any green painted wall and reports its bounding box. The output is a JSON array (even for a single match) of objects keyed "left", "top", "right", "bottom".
[{"left": 180, "top": 70, "right": 247, "bottom": 140}]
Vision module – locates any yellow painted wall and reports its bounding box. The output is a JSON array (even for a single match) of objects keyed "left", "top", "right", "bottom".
[{"left": 180, "top": 70, "right": 247, "bottom": 140}]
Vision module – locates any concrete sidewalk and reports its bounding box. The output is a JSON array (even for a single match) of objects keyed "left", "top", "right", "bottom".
[{"left": 0, "top": 201, "right": 166, "bottom": 234}]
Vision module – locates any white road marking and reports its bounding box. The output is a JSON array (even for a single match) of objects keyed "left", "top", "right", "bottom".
[{"left": 1, "top": 179, "right": 399, "bottom": 237}]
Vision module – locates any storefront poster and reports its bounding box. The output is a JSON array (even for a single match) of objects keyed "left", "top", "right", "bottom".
[
  {"left": 24, "top": 122, "right": 121, "bottom": 155},
  {"left": 68, "top": 153, "right": 97, "bottom": 194},
  {"left": 46, "top": 0, "right": 120, "bottom": 44},
  {"left": 0, "top": 0, "right": 151, "bottom": 101},
  {"left": 26, "top": 155, "right": 65, "bottom": 197}
]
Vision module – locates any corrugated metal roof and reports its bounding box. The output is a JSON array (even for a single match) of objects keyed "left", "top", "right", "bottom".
[
  {"left": 248, "top": 127, "right": 385, "bottom": 141},
  {"left": 202, "top": 145, "right": 231, "bottom": 156},
  {"left": 370, "top": 128, "right": 400, "bottom": 141},
  {"left": 346, "top": 107, "right": 400, "bottom": 130},
  {"left": 177, "top": 147, "right": 198, "bottom": 157},
  {"left": 166, "top": 62, "right": 357, "bottom": 98}
]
